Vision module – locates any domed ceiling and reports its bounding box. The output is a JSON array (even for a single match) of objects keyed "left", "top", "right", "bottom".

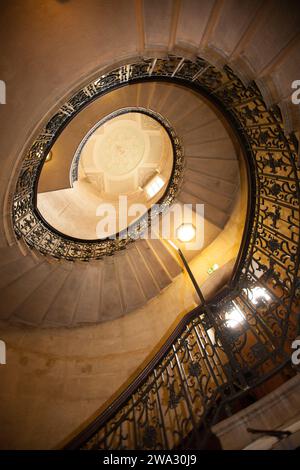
[
  {"left": 24, "top": 75, "right": 242, "bottom": 261},
  {"left": 75, "top": 111, "right": 173, "bottom": 198},
  {"left": 37, "top": 109, "right": 174, "bottom": 240}
]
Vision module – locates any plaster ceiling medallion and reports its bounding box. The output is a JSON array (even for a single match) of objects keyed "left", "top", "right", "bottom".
[
  {"left": 74, "top": 110, "right": 171, "bottom": 198},
  {"left": 15, "top": 99, "right": 183, "bottom": 258},
  {"left": 94, "top": 122, "right": 145, "bottom": 176},
  {"left": 31, "top": 108, "right": 176, "bottom": 240}
]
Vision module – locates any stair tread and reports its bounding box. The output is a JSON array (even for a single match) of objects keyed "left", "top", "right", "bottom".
[
  {"left": 186, "top": 157, "right": 239, "bottom": 183},
  {"left": 185, "top": 138, "right": 237, "bottom": 160},
  {"left": 72, "top": 264, "right": 103, "bottom": 324},
  {"left": 0, "top": 254, "right": 38, "bottom": 290},
  {"left": 100, "top": 258, "right": 124, "bottom": 322},
  {"left": 137, "top": 240, "right": 171, "bottom": 290},
  {"left": 0, "top": 244, "right": 24, "bottom": 268},
  {"left": 181, "top": 180, "right": 236, "bottom": 213},
  {"left": 127, "top": 243, "right": 160, "bottom": 301},
  {"left": 0, "top": 261, "right": 54, "bottom": 320},
  {"left": 178, "top": 190, "right": 230, "bottom": 229},
  {"left": 12, "top": 265, "right": 71, "bottom": 325},
  {"left": 116, "top": 252, "right": 146, "bottom": 313},
  {"left": 181, "top": 120, "right": 229, "bottom": 144},
  {"left": 44, "top": 265, "right": 86, "bottom": 326},
  {"left": 184, "top": 168, "right": 239, "bottom": 197},
  {"left": 147, "top": 239, "right": 181, "bottom": 279}
]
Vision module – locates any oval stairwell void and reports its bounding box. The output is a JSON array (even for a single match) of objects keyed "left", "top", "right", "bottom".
[
  {"left": 3, "top": 66, "right": 245, "bottom": 328},
  {"left": 0, "top": 0, "right": 299, "bottom": 451}
]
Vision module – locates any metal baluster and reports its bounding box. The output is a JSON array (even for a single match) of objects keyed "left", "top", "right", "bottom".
[{"left": 153, "top": 368, "right": 169, "bottom": 449}]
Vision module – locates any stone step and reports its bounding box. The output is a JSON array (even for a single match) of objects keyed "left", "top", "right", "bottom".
[
  {"left": 116, "top": 251, "right": 146, "bottom": 314},
  {"left": 185, "top": 138, "right": 238, "bottom": 161},
  {"left": 136, "top": 239, "right": 171, "bottom": 290},
  {"left": 72, "top": 263, "right": 103, "bottom": 325},
  {"left": 178, "top": 190, "right": 230, "bottom": 229},
  {"left": 181, "top": 180, "right": 235, "bottom": 214},
  {"left": 99, "top": 257, "right": 124, "bottom": 322},
  {"left": 181, "top": 119, "right": 229, "bottom": 144},
  {"left": 12, "top": 264, "right": 72, "bottom": 326},
  {"left": 0, "top": 244, "right": 24, "bottom": 268},
  {"left": 146, "top": 238, "right": 181, "bottom": 279},
  {"left": 0, "top": 260, "right": 53, "bottom": 320},
  {"left": 127, "top": 242, "right": 160, "bottom": 301},
  {"left": 186, "top": 156, "right": 240, "bottom": 183},
  {"left": 173, "top": 104, "right": 215, "bottom": 135},
  {"left": 44, "top": 264, "right": 87, "bottom": 327},
  {"left": 0, "top": 254, "right": 39, "bottom": 290},
  {"left": 184, "top": 168, "right": 238, "bottom": 198}
]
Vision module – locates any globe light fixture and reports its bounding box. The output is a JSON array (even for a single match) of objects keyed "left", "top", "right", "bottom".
[{"left": 176, "top": 223, "right": 196, "bottom": 243}]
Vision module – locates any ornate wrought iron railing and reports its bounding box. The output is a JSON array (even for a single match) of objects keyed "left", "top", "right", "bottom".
[
  {"left": 11, "top": 55, "right": 299, "bottom": 449},
  {"left": 61, "top": 56, "right": 300, "bottom": 450},
  {"left": 12, "top": 105, "right": 184, "bottom": 260},
  {"left": 65, "top": 284, "right": 298, "bottom": 450}
]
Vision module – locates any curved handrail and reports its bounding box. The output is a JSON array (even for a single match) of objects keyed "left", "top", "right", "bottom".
[
  {"left": 58, "top": 56, "right": 299, "bottom": 449},
  {"left": 65, "top": 304, "right": 205, "bottom": 449}
]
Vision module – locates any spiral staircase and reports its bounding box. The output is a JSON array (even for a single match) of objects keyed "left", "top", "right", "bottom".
[
  {"left": 0, "top": 81, "right": 241, "bottom": 327},
  {"left": 0, "top": 0, "right": 299, "bottom": 450}
]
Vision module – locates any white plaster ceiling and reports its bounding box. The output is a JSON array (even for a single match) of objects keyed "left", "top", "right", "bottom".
[{"left": 78, "top": 112, "right": 172, "bottom": 197}]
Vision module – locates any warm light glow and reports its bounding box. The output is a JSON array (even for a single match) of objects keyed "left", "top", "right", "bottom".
[
  {"left": 45, "top": 151, "right": 52, "bottom": 162},
  {"left": 144, "top": 174, "right": 165, "bottom": 199},
  {"left": 167, "top": 239, "right": 179, "bottom": 251},
  {"left": 225, "top": 304, "right": 244, "bottom": 328},
  {"left": 208, "top": 263, "right": 219, "bottom": 274},
  {"left": 246, "top": 286, "right": 272, "bottom": 305},
  {"left": 207, "top": 328, "right": 215, "bottom": 344},
  {"left": 176, "top": 223, "right": 196, "bottom": 242},
  {"left": 248, "top": 286, "right": 272, "bottom": 305}
]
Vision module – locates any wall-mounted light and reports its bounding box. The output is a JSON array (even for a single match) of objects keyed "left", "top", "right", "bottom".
[
  {"left": 245, "top": 286, "right": 272, "bottom": 305},
  {"left": 176, "top": 223, "right": 196, "bottom": 243},
  {"left": 225, "top": 303, "right": 245, "bottom": 328}
]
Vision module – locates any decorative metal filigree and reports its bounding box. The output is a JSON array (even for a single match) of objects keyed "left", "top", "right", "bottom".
[
  {"left": 12, "top": 55, "right": 300, "bottom": 449},
  {"left": 12, "top": 84, "right": 184, "bottom": 261}
]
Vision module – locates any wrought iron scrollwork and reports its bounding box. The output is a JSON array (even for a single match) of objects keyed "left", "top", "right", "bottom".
[
  {"left": 11, "top": 55, "right": 300, "bottom": 449},
  {"left": 12, "top": 81, "right": 185, "bottom": 261}
]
